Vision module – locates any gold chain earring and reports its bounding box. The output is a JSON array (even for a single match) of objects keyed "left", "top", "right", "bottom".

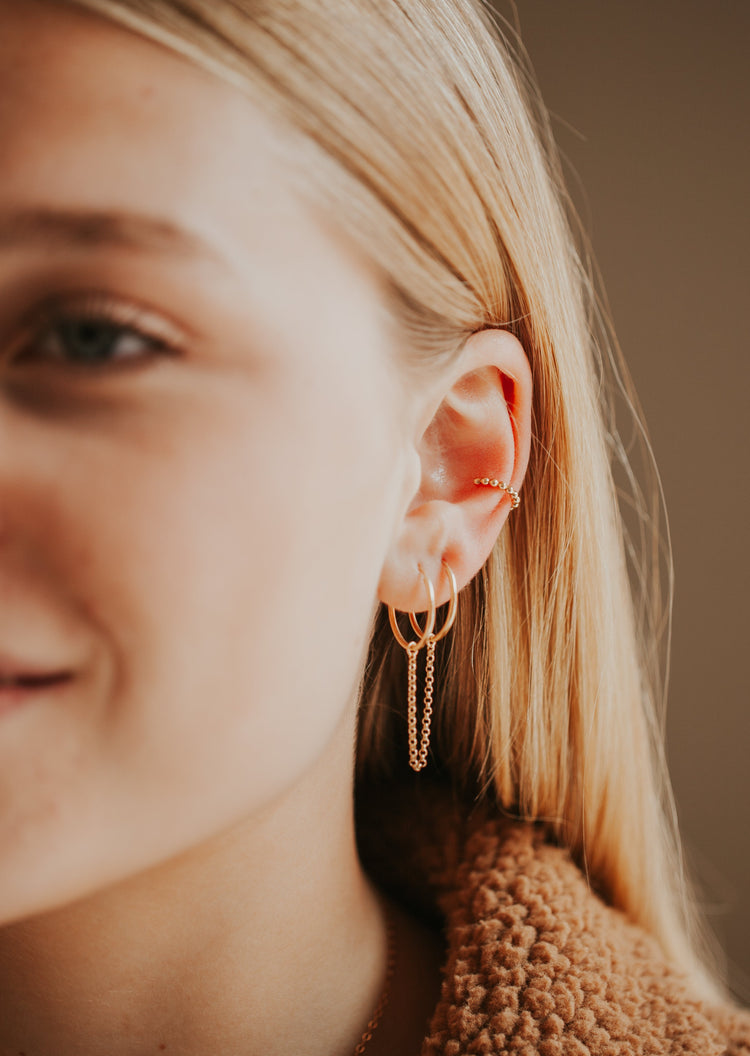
[{"left": 388, "top": 560, "right": 458, "bottom": 772}]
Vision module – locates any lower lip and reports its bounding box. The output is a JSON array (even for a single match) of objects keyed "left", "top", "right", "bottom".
[{"left": 0, "top": 675, "right": 74, "bottom": 716}]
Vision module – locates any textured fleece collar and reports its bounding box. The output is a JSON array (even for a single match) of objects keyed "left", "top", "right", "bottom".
[{"left": 356, "top": 779, "right": 750, "bottom": 1055}]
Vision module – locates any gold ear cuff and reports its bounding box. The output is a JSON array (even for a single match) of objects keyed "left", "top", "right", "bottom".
[{"left": 473, "top": 477, "right": 521, "bottom": 508}]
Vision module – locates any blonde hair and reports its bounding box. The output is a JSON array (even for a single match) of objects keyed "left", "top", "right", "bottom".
[{"left": 66, "top": 0, "right": 719, "bottom": 996}]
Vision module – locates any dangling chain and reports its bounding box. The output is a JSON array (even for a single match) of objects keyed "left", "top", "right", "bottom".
[
  {"left": 388, "top": 559, "right": 459, "bottom": 774},
  {"left": 407, "top": 636, "right": 436, "bottom": 772}
]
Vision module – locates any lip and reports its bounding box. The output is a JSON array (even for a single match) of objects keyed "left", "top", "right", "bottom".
[{"left": 0, "top": 672, "right": 74, "bottom": 717}]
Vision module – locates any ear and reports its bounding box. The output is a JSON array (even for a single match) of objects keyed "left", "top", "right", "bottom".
[{"left": 378, "top": 328, "right": 532, "bottom": 611}]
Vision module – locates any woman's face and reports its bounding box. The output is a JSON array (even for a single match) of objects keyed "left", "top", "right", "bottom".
[{"left": 0, "top": 1, "right": 419, "bottom": 922}]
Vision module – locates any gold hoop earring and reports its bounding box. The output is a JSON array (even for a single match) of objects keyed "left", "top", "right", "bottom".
[
  {"left": 387, "top": 564, "right": 435, "bottom": 650},
  {"left": 387, "top": 561, "right": 458, "bottom": 773},
  {"left": 408, "top": 561, "right": 458, "bottom": 643}
]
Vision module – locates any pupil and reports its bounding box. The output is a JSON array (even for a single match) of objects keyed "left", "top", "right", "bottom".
[{"left": 59, "top": 320, "right": 120, "bottom": 362}]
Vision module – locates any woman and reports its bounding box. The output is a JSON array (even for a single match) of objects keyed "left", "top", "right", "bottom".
[{"left": 0, "top": 0, "right": 746, "bottom": 1053}]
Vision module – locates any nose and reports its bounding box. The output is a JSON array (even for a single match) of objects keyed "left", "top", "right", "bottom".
[
  {"left": 0, "top": 380, "right": 57, "bottom": 559},
  {"left": 0, "top": 387, "right": 76, "bottom": 641},
  {"left": 0, "top": 377, "right": 30, "bottom": 482}
]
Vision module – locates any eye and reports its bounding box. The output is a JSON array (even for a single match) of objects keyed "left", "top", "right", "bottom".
[{"left": 8, "top": 292, "right": 183, "bottom": 372}]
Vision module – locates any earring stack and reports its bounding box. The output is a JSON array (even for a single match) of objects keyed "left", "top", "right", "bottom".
[
  {"left": 387, "top": 473, "right": 519, "bottom": 771},
  {"left": 387, "top": 560, "right": 458, "bottom": 772}
]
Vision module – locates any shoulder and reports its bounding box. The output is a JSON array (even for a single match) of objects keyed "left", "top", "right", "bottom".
[{"left": 356, "top": 780, "right": 750, "bottom": 1055}]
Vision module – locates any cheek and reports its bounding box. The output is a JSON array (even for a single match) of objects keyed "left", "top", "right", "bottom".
[
  {"left": 54, "top": 368, "right": 396, "bottom": 823},
  {"left": 0, "top": 332, "right": 405, "bottom": 920}
]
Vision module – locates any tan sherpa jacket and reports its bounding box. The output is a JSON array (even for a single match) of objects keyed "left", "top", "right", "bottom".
[{"left": 357, "top": 780, "right": 750, "bottom": 1055}]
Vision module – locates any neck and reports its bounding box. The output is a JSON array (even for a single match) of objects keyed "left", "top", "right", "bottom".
[{"left": 0, "top": 718, "right": 390, "bottom": 1056}]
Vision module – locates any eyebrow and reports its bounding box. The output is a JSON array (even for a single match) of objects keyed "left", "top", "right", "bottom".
[{"left": 0, "top": 206, "right": 229, "bottom": 266}]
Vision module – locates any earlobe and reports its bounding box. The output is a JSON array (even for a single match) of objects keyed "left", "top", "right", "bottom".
[{"left": 378, "top": 328, "right": 532, "bottom": 612}]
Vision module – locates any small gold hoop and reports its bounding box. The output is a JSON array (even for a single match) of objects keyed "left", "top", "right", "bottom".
[
  {"left": 387, "top": 565, "right": 436, "bottom": 651},
  {"left": 408, "top": 560, "right": 458, "bottom": 643}
]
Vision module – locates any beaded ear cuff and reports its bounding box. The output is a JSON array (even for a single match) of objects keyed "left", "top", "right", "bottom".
[{"left": 473, "top": 476, "right": 521, "bottom": 509}]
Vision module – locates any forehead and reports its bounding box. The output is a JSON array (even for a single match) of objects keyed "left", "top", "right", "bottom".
[
  {"left": 0, "top": 0, "right": 304, "bottom": 270},
  {"left": 0, "top": 0, "right": 399, "bottom": 345}
]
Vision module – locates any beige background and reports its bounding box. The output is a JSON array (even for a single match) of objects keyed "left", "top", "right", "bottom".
[{"left": 491, "top": 1, "right": 749, "bottom": 997}]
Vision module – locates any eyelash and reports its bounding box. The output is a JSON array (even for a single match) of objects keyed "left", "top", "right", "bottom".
[{"left": 9, "top": 292, "right": 184, "bottom": 372}]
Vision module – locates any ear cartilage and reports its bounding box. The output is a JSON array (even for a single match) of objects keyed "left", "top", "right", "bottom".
[{"left": 473, "top": 477, "right": 521, "bottom": 509}]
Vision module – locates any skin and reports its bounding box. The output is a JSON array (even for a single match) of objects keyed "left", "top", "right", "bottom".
[{"left": 0, "top": 2, "right": 531, "bottom": 1054}]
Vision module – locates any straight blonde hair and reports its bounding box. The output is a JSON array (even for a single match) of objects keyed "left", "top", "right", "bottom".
[{"left": 66, "top": 0, "right": 720, "bottom": 998}]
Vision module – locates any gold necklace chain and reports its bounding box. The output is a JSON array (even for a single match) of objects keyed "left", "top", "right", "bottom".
[{"left": 352, "top": 909, "right": 397, "bottom": 1055}]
